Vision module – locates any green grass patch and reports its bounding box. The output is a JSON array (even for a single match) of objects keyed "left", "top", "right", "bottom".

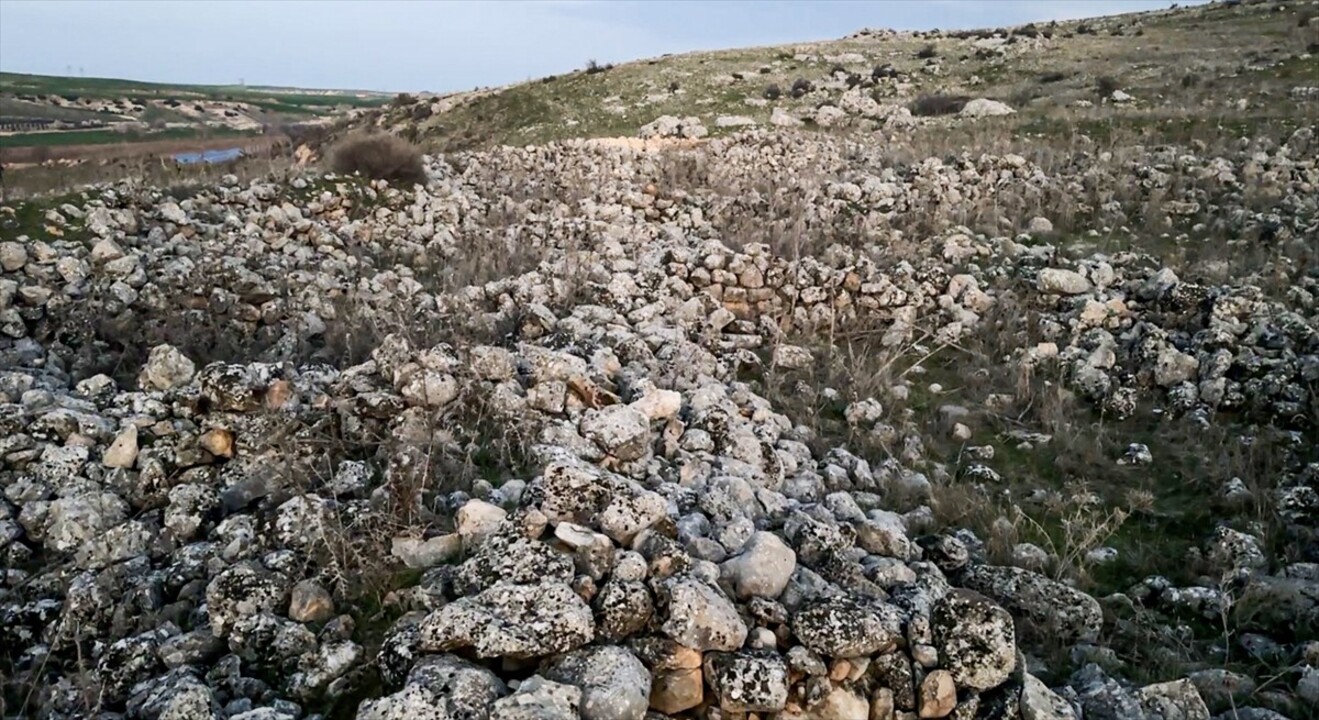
[
  {"left": 0, "top": 126, "right": 253, "bottom": 148},
  {"left": 0, "top": 191, "right": 94, "bottom": 243}
]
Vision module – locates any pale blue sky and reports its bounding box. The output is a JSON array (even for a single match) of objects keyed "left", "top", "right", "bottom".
[{"left": 0, "top": 0, "right": 1202, "bottom": 92}]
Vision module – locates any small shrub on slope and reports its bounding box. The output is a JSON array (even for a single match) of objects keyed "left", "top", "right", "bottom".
[{"left": 328, "top": 132, "right": 426, "bottom": 187}]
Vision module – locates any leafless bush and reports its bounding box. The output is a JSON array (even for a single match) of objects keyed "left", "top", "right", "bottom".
[
  {"left": 1095, "top": 75, "right": 1120, "bottom": 98},
  {"left": 909, "top": 93, "right": 970, "bottom": 116},
  {"left": 328, "top": 132, "right": 426, "bottom": 186}
]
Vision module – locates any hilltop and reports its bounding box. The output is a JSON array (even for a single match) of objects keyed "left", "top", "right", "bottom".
[
  {"left": 365, "top": 0, "right": 1317, "bottom": 150},
  {"left": 0, "top": 1, "right": 1317, "bottom": 720}
]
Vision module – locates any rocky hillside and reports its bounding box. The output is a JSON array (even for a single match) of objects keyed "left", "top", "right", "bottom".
[
  {"left": 1, "top": 2, "right": 1318, "bottom": 720},
  {"left": 366, "top": 0, "right": 1317, "bottom": 151}
]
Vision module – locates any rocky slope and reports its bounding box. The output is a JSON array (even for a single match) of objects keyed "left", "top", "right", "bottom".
[
  {"left": 2, "top": 3, "right": 1319, "bottom": 720},
  {"left": 3, "top": 122, "right": 1316, "bottom": 719},
  {"left": 365, "top": 0, "right": 1317, "bottom": 152}
]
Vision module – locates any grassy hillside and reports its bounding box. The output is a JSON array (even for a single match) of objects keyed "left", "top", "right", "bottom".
[{"left": 368, "top": 0, "right": 1318, "bottom": 151}]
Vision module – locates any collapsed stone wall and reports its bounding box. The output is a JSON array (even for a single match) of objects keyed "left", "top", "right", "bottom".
[{"left": 1, "top": 128, "right": 1316, "bottom": 720}]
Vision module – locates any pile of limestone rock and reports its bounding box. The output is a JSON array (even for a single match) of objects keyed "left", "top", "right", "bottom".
[{"left": 1, "top": 126, "right": 1316, "bottom": 719}]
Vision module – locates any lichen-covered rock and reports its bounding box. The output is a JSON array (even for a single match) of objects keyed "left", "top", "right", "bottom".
[
  {"left": 932, "top": 589, "right": 1016, "bottom": 691},
  {"left": 960, "top": 564, "right": 1102, "bottom": 644},
  {"left": 597, "top": 490, "right": 666, "bottom": 545},
  {"left": 490, "top": 676, "right": 582, "bottom": 720},
  {"left": 793, "top": 596, "right": 903, "bottom": 658},
  {"left": 537, "top": 461, "right": 620, "bottom": 525},
  {"left": 654, "top": 575, "right": 748, "bottom": 651},
  {"left": 594, "top": 579, "right": 654, "bottom": 640},
  {"left": 205, "top": 563, "right": 292, "bottom": 637},
  {"left": 44, "top": 491, "right": 128, "bottom": 552},
  {"left": 139, "top": 344, "right": 197, "bottom": 391},
  {"left": 1070, "top": 663, "right": 1148, "bottom": 720},
  {"left": 1139, "top": 678, "right": 1210, "bottom": 720},
  {"left": 580, "top": 405, "right": 652, "bottom": 460},
  {"left": 1022, "top": 673, "right": 1079, "bottom": 720},
  {"left": 357, "top": 654, "right": 507, "bottom": 720},
  {"left": 417, "top": 581, "right": 594, "bottom": 658},
  {"left": 452, "top": 531, "right": 574, "bottom": 595},
  {"left": 97, "top": 627, "right": 169, "bottom": 702},
  {"left": 541, "top": 645, "right": 651, "bottom": 720},
  {"left": 703, "top": 650, "right": 790, "bottom": 712},
  {"left": 1037, "top": 268, "right": 1092, "bottom": 295}
]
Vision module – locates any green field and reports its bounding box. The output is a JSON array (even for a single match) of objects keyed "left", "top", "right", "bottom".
[
  {"left": 0, "top": 72, "right": 393, "bottom": 111},
  {"left": 0, "top": 97, "right": 113, "bottom": 122},
  {"left": 0, "top": 126, "right": 253, "bottom": 149}
]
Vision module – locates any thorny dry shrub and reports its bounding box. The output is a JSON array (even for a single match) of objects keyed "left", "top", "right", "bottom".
[
  {"left": 328, "top": 132, "right": 427, "bottom": 186},
  {"left": 682, "top": 118, "right": 1317, "bottom": 289},
  {"left": 908, "top": 93, "right": 971, "bottom": 117},
  {"left": 290, "top": 369, "right": 536, "bottom": 572},
  {"left": 1095, "top": 75, "right": 1121, "bottom": 97},
  {"left": 756, "top": 288, "right": 1306, "bottom": 582},
  {"left": 751, "top": 285, "right": 1314, "bottom": 683}
]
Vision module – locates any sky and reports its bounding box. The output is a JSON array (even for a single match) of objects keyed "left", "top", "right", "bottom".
[{"left": 0, "top": 0, "right": 1204, "bottom": 93}]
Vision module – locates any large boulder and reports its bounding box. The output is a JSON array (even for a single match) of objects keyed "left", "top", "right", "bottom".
[
  {"left": 960, "top": 98, "right": 1016, "bottom": 118},
  {"left": 639, "top": 115, "right": 707, "bottom": 139}
]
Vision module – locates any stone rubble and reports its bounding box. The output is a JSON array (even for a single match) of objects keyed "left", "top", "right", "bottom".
[{"left": 0, "top": 118, "right": 1315, "bottom": 720}]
